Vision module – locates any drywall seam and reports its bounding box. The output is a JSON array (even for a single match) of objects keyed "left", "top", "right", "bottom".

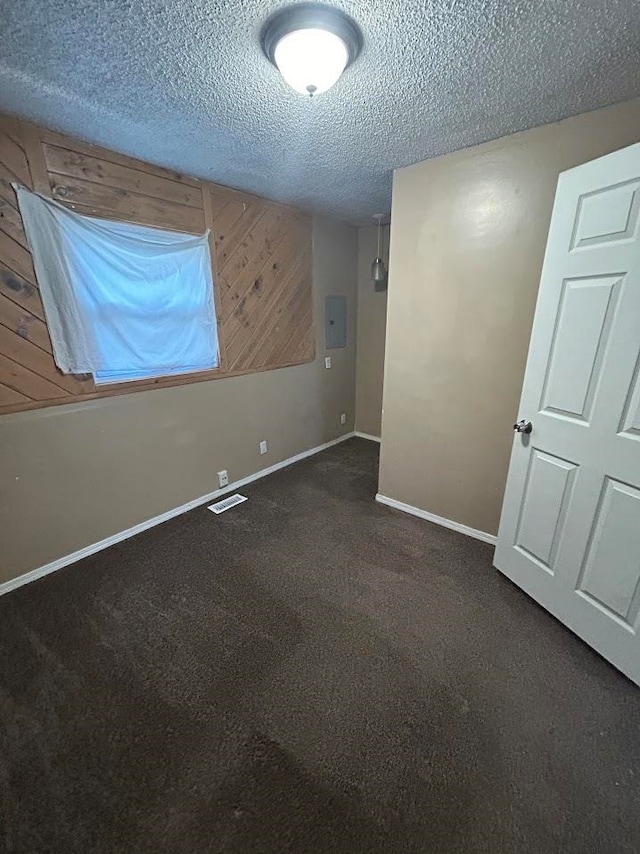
[
  {"left": 375, "top": 493, "right": 497, "bottom": 545},
  {"left": 0, "top": 432, "right": 356, "bottom": 598}
]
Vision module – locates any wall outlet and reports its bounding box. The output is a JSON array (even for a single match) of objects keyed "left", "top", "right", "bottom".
[
  {"left": 340, "top": 413, "right": 346, "bottom": 425},
  {"left": 259, "top": 440, "right": 268, "bottom": 455},
  {"left": 217, "top": 469, "right": 229, "bottom": 488},
  {"left": 325, "top": 356, "right": 332, "bottom": 369}
]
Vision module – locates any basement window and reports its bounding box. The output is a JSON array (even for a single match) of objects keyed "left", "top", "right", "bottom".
[{"left": 15, "top": 186, "right": 219, "bottom": 383}]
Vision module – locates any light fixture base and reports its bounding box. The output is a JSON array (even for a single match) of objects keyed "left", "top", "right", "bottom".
[{"left": 261, "top": 4, "right": 362, "bottom": 70}]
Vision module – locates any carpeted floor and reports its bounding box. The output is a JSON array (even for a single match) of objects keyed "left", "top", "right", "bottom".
[{"left": 1, "top": 438, "right": 640, "bottom": 853}]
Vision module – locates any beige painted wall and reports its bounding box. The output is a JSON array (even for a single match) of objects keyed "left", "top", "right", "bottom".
[
  {"left": 379, "top": 98, "right": 640, "bottom": 537},
  {"left": 0, "top": 216, "right": 358, "bottom": 583},
  {"left": 355, "top": 226, "right": 388, "bottom": 437}
]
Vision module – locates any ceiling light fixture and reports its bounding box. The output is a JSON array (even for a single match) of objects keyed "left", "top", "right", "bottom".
[{"left": 261, "top": 4, "right": 362, "bottom": 96}]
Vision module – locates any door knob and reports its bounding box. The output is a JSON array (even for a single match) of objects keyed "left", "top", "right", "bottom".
[{"left": 514, "top": 419, "right": 533, "bottom": 434}]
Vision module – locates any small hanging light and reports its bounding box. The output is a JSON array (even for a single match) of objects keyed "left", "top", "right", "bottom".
[
  {"left": 371, "top": 214, "right": 388, "bottom": 291},
  {"left": 261, "top": 4, "right": 362, "bottom": 97}
]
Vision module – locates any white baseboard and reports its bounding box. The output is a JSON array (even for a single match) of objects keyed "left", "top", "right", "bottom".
[
  {"left": 375, "top": 493, "right": 497, "bottom": 546},
  {"left": 0, "top": 431, "right": 356, "bottom": 598},
  {"left": 354, "top": 431, "right": 381, "bottom": 443}
]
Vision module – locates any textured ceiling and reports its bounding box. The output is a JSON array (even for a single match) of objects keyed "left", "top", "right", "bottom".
[{"left": 1, "top": 0, "right": 639, "bottom": 224}]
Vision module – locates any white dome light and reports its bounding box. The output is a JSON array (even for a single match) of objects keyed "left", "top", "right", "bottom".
[
  {"left": 274, "top": 28, "right": 349, "bottom": 96},
  {"left": 262, "top": 5, "right": 362, "bottom": 97}
]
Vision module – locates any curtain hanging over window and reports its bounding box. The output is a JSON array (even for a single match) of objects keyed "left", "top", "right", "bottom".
[{"left": 14, "top": 186, "right": 219, "bottom": 380}]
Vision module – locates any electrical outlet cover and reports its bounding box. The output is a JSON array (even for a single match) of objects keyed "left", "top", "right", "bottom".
[
  {"left": 217, "top": 470, "right": 229, "bottom": 487},
  {"left": 325, "top": 356, "right": 332, "bottom": 369},
  {"left": 259, "top": 440, "right": 268, "bottom": 455}
]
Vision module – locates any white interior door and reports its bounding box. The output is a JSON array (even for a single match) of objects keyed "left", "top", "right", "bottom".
[{"left": 495, "top": 142, "right": 640, "bottom": 686}]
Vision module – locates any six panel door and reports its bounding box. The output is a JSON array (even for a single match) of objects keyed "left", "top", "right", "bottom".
[{"left": 495, "top": 143, "right": 640, "bottom": 686}]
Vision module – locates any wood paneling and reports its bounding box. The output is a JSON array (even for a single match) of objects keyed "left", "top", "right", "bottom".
[
  {"left": 50, "top": 175, "right": 206, "bottom": 233},
  {"left": 0, "top": 383, "right": 29, "bottom": 406},
  {"left": 0, "top": 130, "right": 31, "bottom": 187},
  {"left": 0, "top": 292, "right": 53, "bottom": 352},
  {"left": 43, "top": 144, "right": 204, "bottom": 208},
  {"left": 0, "top": 113, "right": 314, "bottom": 415}
]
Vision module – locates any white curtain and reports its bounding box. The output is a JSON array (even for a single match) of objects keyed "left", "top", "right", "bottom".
[{"left": 15, "top": 186, "right": 219, "bottom": 378}]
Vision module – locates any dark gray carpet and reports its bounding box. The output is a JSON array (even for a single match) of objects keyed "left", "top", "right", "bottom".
[{"left": 1, "top": 438, "right": 640, "bottom": 853}]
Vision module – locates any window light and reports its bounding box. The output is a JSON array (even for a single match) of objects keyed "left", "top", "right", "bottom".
[{"left": 15, "top": 186, "right": 219, "bottom": 383}]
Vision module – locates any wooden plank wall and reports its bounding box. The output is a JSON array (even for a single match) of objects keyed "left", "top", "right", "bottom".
[{"left": 0, "top": 113, "right": 314, "bottom": 415}]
